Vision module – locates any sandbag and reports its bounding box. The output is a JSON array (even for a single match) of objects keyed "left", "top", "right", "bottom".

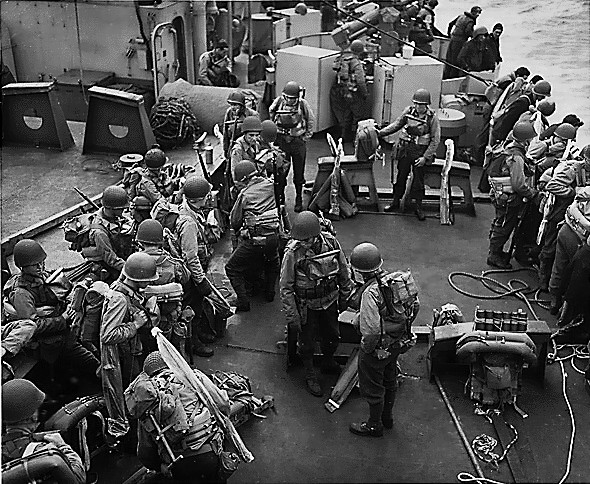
[{"left": 158, "top": 79, "right": 261, "bottom": 133}]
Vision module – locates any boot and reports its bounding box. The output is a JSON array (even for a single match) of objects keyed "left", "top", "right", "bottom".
[
  {"left": 194, "top": 340, "right": 214, "bottom": 357},
  {"left": 414, "top": 201, "right": 426, "bottom": 221},
  {"left": 487, "top": 252, "right": 512, "bottom": 269},
  {"left": 537, "top": 261, "right": 550, "bottom": 291},
  {"left": 549, "top": 294, "right": 562, "bottom": 316},
  {"left": 384, "top": 196, "right": 400, "bottom": 213},
  {"left": 382, "top": 389, "right": 396, "bottom": 429},
  {"left": 349, "top": 402, "right": 384, "bottom": 437},
  {"left": 294, "top": 185, "right": 303, "bottom": 213},
  {"left": 321, "top": 355, "right": 342, "bottom": 374},
  {"left": 303, "top": 359, "right": 322, "bottom": 397}
]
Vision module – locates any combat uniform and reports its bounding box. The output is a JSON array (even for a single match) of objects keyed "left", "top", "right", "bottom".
[
  {"left": 223, "top": 105, "right": 258, "bottom": 157},
  {"left": 135, "top": 168, "right": 176, "bottom": 207},
  {"left": 225, "top": 174, "right": 281, "bottom": 308},
  {"left": 230, "top": 135, "right": 262, "bottom": 175}
]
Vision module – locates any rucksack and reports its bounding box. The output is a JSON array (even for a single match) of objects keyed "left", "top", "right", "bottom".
[
  {"left": 62, "top": 213, "right": 107, "bottom": 253},
  {"left": 478, "top": 140, "right": 509, "bottom": 193},
  {"left": 121, "top": 165, "right": 143, "bottom": 200}
]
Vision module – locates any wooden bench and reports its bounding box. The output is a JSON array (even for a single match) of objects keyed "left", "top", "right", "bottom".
[
  {"left": 311, "top": 155, "right": 381, "bottom": 211},
  {"left": 423, "top": 158, "right": 475, "bottom": 215}
]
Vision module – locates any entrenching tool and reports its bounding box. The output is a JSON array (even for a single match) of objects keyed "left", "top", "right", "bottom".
[{"left": 325, "top": 347, "right": 359, "bottom": 413}]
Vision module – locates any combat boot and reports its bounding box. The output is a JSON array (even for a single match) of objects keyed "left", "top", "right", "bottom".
[
  {"left": 194, "top": 340, "right": 214, "bottom": 358},
  {"left": 321, "top": 355, "right": 342, "bottom": 374},
  {"left": 487, "top": 252, "right": 512, "bottom": 269},
  {"left": 414, "top": 201, "right": 426, "bottom": 221},
  {"left": 304, "top": 367, "right": 323, "bottom": 397},
  {"left": 549, "top": 294, "right": 562, "bottom": 316},
  {"left": 384, "top": 196, "right": 400, "bottom": 213},
  {"left": 382, "top": 389, "right": 396, "bottom": 429},
  {"left": 350, "top": 403, "right": 384, "bottom": 437},
  {"left": 294, "top": 184, "right": 304, "bottom": 213}
]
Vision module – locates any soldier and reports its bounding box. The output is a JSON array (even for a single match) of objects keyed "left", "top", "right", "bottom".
[
  {"left": 530, "top": 123, "right": 577, "bottom": 174},
  {"left": 3, "top": 239, "right": 99, "bottom": 386},
  {"left": 84, "top": 185, "right": 134, "bottom": 281},
  {"left": 100, "top": 252, "right": 157, "bottom": 441},
  {"left": 456, "top": 26, "right": 492, "bottom": 73},
  {"left": 259, "top": 119, "right": 291, "bottom": 206},
  {"left": 280, "top": 211, "right": 354, "bottom": 396},
  {"left": 151, "top": 200, "right": 215, "bottom": 358},
  {"left": 486, "top": 121, "right": 539, "bottom": 269},
  {"left": 269, "top": 81, "right": 316, "bottom": 213},
  {"left": 197, "top": 38, "right": 237, "bottom": 87},
  {"left": 548, "top": 186, "right": 590, "bottom": 314},
  {"left": 136, "top": 219, "right": 192, "bottom": 358},
  {"left": 537, "top": 144, "right": 590, "bottom": 289},
  {"left": 222, "top": 90, "right": 258, "bottom": 158},
  {"left": 444, "top": 5, "right": 482, "bottom": 79},
  {"left": 230, "top": 116, "right": 263, "bottom": 176},
  {"left": 225, "top": 161, "right": 281, "bottom": 312},
  {"left": 135, "top": 145, "right": 176, "bottom": 208},
  {"left": 125, "top": 351, "right": 233, "bottom": 483},
  {"left": 330, "top": 39, "right": 369, "bottom": 143},
  {"left": 348, "top": 243, "right": 419, "bottom": 437},
  {"left": 1, "top": 379, "right": 86, "bottom": 484},
  {"left": 130, "top": 195, "right": 153, "bottom": 226},
  {"left": 378, "top": 88, "right": 441, "bottom": 221}
]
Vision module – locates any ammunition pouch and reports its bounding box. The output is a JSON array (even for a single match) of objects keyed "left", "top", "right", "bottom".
[
  {"left": 295, "top": 278, "right": 338, "bottom": 300},
  {"left": 488, "top": 176, "right": 514, "bottom": 200}
]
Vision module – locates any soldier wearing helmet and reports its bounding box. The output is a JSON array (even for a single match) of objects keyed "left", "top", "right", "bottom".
[
  {"left": 230, "top": 115, "right": 264, "bottom": 175},
  {"left": 536, "top": 144, "right": 590, "bottom": 292},
  {"left": 100, "top": 252, "right": 159, "bottom": 440},
  {"left": 491, "top": 79, "right": 552, "bottom": 145},
  {"left": 486, "top": 121, "right": 540, "bottom": 269},
  {"left": 347, "top": 242, "right": 420, "bottom": 438},
  {"left": 225, "top": 161, "right": 281, "bottom": 312},
  {"left": 84, "top": 185, "right": 134, "bottom": 281},
  {"left": 279, "top": 211, "right": 353, "bottom": 396},
  {"left": 269, "top": 81, "right": 316, "bottom": 212},
  {"left": 222, "top": 90, "right": 258, "bottom": 158},
  {"left": 259, "top": 119, "right": 291, "bottom": 205},
  {"left": 3, "top": 239, "right": 99, "bottom": 385},
  {"left": 1, "top": 379, "right": 86, "bottom": 483},
  {"left": 530, "top": 122, "right": 577, "bottom": 174},
  {"left": 330, "top": 39, "right": 369, "bottom": 143},
  {"left": 151, "top": 200, "right": 214, "bottom": 358},
  {"left": 444, "top": 6, "right": 482, "bottom": 78},
  {"left": 135, "top": 144, "right": 176, "bottom": 208},
  {"left": 136, "top": 219, "right": 192, "bottom": 359},
  {"left": 456, "top": 25, "right": 492, "bottom": 73},
  {"left": 378, "top": 88, "right": 441, "bottom": 220}
]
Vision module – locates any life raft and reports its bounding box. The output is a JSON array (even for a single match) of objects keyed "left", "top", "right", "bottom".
[
  {"left": 1, "top": 447, "right": 80, "bottom": 484},
  {"left": 456, "top": 330, "right": 537, "bottom": 365}
]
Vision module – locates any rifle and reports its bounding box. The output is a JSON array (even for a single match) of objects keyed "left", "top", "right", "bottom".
[
  {"left": 192, "top": 132, "right": 212, "bottom": 184},
  {"left": 439, "top": 139, "right": 454, "bottom": 225},
  {"left": 73, "top": 187, "right": 100, "bottom": 211}
]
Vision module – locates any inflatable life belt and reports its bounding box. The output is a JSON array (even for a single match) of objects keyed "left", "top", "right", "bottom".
[
  {"left": 2, "top": 447, "right": 79, "bottom": 484},
  {"left": 43, "top": 394, "right": 105, "bottom": 433},
  {"left": 456, "top": 330, "right": 537, "bottom": 365}
]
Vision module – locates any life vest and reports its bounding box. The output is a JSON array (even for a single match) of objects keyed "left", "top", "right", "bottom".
[
  {"left": 272, "top": 97, "right": 308, "bottom": 138},
  {"left": 564, "top": 187, "right": 590, "bottom": 241},
  {"left": 487, "top": 142, "right": 532, "bottom": 199},
  {"left": 1, "top": 444, "right": 80, "bottom": 484},
  {"left": 398, "top": 107, "right": 435, "bottom": 146},
  {"left": 292, "top": 233, "right": 341, "bottom": 300}
]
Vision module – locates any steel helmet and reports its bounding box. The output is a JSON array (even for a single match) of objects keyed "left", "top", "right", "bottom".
[
  {"left": 2, "top": 378, "right": 46, "bottom": 423},
  {"left": 350, "top": 39, "right": 365, "bottom": 54},
  {"left": 580, "top": 144, "right": 590, "bottom": 161},
  {"left": 136, "top": 219, "right": 164, "bottom": 245},
  {"left": 532, "top": 80, "right": 551, "bottom": 98},
  {"left": 143, "top": 351, "right": 168, "bottom": 377},
  {"left": 227, "top": 90, "right": 246, "bottom": 106},
  {"left": 233, "top": 160, "right": 257, "bottom": 182},
  {"left": 144, "top": 145, "right": 168, "bottom": 168},
  {"left": 13, "top": 239, "right": 47, "bottom": 268},
  {"left": 241, "top": 116, "right": 263, "bottom": 133},
  {"left": 102, "top": 185, "right": 129, "bottom": 209},
  {"left": 184, "top": 176, "right": 211, "bottom": 199},
  {"left": 412, "top": 89, "right": 431, "bottom": 105},
  {"left": 131, "top": 195, "right": 152, "bottom": 211},
  {"left": 537, "top": 99, "right": 556, "bottom": 116},
  {"left": 350, "top": 242, "right": 383, "bottom": 273},
  {"left": 122, "top": 252, "right": 158, "bottom": 282},
  {"left": 511, "top": 121, "right": 537, "bottom": 141},
  {"left": 282, "top": 81, "right": 301, "bottom": 97},
  {"left": 472, "top": 26, "right": 488, "bottom": 38},
  {"left": 291, "top": 211, "right": 321, "bottom": 240},
  {"left": 261, "top": 120, "right": 278, "bottom": 142},
  {"left": 554, "top": 122, "right": 577, "bottom": 140},
  {"left": 294, "top": 2, "right": 307, "bottom": 15}
]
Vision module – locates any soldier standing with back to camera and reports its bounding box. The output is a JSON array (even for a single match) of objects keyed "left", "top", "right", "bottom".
[
  {"left": 378, "top": 89, "right": 441, "bottom": 221},
  {"left": 269, "top": 81, "right": 316, "bottom": 213},
  {"left": 330, "top": 39, "right": 369, "bottom": 143}
]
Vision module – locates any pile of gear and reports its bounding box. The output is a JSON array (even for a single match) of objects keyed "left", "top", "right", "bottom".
[{"left": 149, "top": 97, "right": 202, "bottom": 149}]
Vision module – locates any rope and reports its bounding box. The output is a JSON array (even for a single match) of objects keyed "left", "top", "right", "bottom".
[
  {"left": 548, "top": 343, "right": 589, "bottom": 375},
  {"left": 448, "top": 267, "right": 545, "bottom": 321},
  {"left": 471, "top": 420, "right": 518, "bottom": 470}
]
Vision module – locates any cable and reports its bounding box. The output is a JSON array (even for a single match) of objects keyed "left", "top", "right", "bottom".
[{"left": 73, "top": 0, "right": 87, "bottom": 105}]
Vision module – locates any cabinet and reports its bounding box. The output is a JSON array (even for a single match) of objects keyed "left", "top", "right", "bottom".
[
  {"left": 372, "top": 56, "right": 443, "bottom": 131},
  {"left": 275, "top": 45, "right": 339, "bottom": 133}
]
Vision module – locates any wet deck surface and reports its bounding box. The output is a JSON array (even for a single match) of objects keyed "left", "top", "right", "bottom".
[{"left": 2, "top": 116, "right": 589, "bottom": 484}]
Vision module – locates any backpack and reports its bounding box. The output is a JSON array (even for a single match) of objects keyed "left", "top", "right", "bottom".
[
  {"left": 121, "top": 165, "right": 144, "bottom": 200},
  {"left": 62, "top": 213, "right": 108, "bottom": 253},
  {"left": 478, "top": 140, "right": 509, "bottom": 193}
]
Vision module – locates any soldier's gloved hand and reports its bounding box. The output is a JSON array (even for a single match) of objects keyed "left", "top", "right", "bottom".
[
  {"left": 196, "top": 278, "right": 213, "bottom": 297},
  {"left": 132, "top": 311, "right": 149, "bottom": 329},
  {"left": 338, "top": 296, "right": 349, "bottom": 313},
  {"left": 61, "top": 307, "right": 77, "bottom": 322},
  {"left": 414, "top": 157, "right": 426, "bottom": 168},
  {"left": 44, "top": 432, "right": 67, "bottom": 447}
]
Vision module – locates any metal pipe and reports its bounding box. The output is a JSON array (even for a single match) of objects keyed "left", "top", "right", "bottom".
[
  {"left": 434, "top": 375, "right": 486, "bottom": 480},
  {"left": 324, "top": 0, "right": 492, "bottom": 85},
  {"left": 191, "top": 0, "right": 208, "bottom": 80},
  {"left": 228, "top": 1, "right": 234, "bottom": 65},
  {"left": 248, "top": 1, "right": 253, "bottom": 61}
]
